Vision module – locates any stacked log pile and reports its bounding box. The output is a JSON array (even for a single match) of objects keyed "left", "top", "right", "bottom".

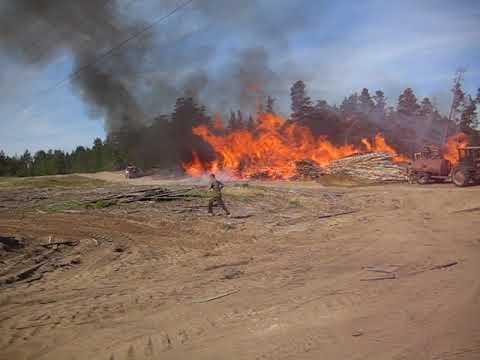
[
  {"left": 325, "top": 152, "right": 408, "bottom": 182},
  {"left": 292, "top": 159, "right": 324, "bottom": 180}
]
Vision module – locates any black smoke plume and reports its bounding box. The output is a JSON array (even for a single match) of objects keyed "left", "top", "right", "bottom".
[{"left": 0, "top": 0, "right": 308, "bottom": 126}]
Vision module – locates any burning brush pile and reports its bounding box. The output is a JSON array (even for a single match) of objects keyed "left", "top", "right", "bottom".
[{"left": 183, "top": 113, "right": 409, "bottom": 182}]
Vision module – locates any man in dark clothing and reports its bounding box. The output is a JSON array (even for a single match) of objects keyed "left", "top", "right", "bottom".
[{"left": 208, "top": 174, "right": 230, "bottom": 216}]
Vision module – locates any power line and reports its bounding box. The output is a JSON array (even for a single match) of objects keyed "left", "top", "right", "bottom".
[{"left": 12, "top": 0, "right": 195, "bottom": 119}]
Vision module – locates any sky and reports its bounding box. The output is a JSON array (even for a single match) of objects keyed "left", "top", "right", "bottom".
[{"left": 1, "top": 0, "right": 479, "bottom": 155}]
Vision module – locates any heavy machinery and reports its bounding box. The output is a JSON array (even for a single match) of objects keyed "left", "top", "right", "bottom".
[
  {"left": 124, "top": 164, "right": 142, "bottom": 179},
  {"left": 451, "top": 146, "right": 480, "bottom": 186},
  {"left": 408, "top": 146, "right": 480, "bottom": 187}
]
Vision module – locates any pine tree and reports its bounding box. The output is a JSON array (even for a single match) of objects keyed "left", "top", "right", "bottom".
[
  {"left": 419, "top": 97, "right": 434, "bottom": 116},
  {"left": 449, "top": 71, "right": 466, "bottom": 123},
  {"left": 93, "top": 138, "right": 103, "bottom": 171},
  {"left": 340, "top": 93, "right": 359, "bottom": 114},
  {"left": 18, "top": 150, "right": 33, "bottom": 177},
  {"left": 451, "top": 82, "right": 465, "bottom": 122},
  {"left": 228, "top": 110, "right": 237, "bottom": 131},
  {"left": 373, "top": 90, "right": 387, "bottom": 114},
  {"left": 290, "top": 80, "right": 313, "bottom": 122},
  {"left": 460, "top": 95, "right": 478, "bottom": 131},
  {"left": 247, "top": 115, "right": 256, "bottom": 130},
  {"left": 315, "top": 100, "right": 329, "bottom": 112},
  {"left": 359, "top": 88, "right": 374, "bottom": 113},
  {"left": 397, "top": 88, "right": 420, "bottom": 115},
  {"left": 265, "top": 96, "right": 275, "bottom": 114},
  {"left": 236, "top": 110, "right": 244, "bottom": 129}
]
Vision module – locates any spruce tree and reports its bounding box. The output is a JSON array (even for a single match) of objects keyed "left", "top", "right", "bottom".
[
  {"left": 290, "top": 80, "right": 313, "bottom": 122},
  {"left": 397, "top": 88, "right": 420, "bottom": 115}
]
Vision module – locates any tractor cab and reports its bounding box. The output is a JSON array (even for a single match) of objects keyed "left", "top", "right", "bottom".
[
  {"left": 451, "top": 146, "right": 480, "bottom": 187},
  {"left": 457, "top": 146, "right": 480, "bottom": 165}
]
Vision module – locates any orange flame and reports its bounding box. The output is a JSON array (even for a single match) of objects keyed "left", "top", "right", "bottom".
[
  {"left": 184, "top": 113, "right": 407, "bottom": 179},
  {"left": 442, "top": 132, "right": 469, "bottom": 164},
  {"left": 212, "top": 113, "right": 224, "bottom": 131},
  {"left": 362, "top": 134, "right": 410, "bottom": 163}
]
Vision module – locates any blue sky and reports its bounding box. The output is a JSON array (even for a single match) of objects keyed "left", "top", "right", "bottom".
[{"left": 1, "top": 0, "right": 479, "bottom": 155}]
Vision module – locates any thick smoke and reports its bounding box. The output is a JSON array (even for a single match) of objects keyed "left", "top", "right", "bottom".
[
  {"left": 0, "top": 0, "right": 150, "bottom": 132},
  {"left": 0, "top": 0, "right": 308, "bottom": 130}
]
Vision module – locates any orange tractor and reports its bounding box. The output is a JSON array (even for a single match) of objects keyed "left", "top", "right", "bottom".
[{"left": 408, "top": 146, "right": 480, "bottom": 187}]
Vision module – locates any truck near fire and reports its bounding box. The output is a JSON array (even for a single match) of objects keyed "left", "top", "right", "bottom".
[{"left": 408, "top": 145, "right": 480, "bottom": 187}]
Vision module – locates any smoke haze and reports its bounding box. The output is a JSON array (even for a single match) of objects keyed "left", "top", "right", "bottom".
[{"left": 0, "top": 0, "right": 309, "bottom": 129}]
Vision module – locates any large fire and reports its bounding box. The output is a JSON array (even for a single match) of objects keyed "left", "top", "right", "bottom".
[
  {"left": 442, "top": 132, "right": 469, "bottom": 164},
  {"left": 183, "top": 113, "right": 407, "bottom": 179}
]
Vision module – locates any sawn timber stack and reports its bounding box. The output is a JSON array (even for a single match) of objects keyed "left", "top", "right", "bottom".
[{"left": 325, "top": 152, "right": 408, "bottom": 183}]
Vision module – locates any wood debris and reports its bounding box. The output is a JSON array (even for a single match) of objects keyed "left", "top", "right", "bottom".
[
  {"left": 325, "top": 152, "right": 408, "bottom": 182},
  {"left": 84, "top": 187, "right": 196, "bottom": 206},
  {"left": 292, "top": 159, "right": 324, "bottom": 180}
]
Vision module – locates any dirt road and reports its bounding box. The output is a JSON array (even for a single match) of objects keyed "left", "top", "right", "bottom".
[{"left": 1, "top": 177, "right": 479, "bottom": 360}]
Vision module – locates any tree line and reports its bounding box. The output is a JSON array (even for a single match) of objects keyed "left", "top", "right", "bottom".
[
  {"left": 0, "top": 138, "right": 122, "bottom": 177},
  {"left": 1, "top": 75, "right": 479, "bottom": 177}
]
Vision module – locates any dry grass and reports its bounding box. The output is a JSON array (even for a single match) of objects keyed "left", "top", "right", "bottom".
[{"left": 0, "top": 175, "right": 108, "bottom": 189}]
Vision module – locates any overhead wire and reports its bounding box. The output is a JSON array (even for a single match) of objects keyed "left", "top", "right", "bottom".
[{"left": 9, "top": 0, "right": 195, "bottom": 121}]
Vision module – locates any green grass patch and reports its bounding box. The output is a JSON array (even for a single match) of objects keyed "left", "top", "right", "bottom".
[
  {"left": 287, "top": 198, "right": 302, "bottom": 207},
  {"left": 183, "top": 188, "right": 211, "bottom": 198},
  {"left": 0, "top": 175, "right": 107, "bottom": 189},
  {"left": 44, "top": 200, "right": 86, "bottom": 212},
  {"left": 224, "top": 185, "right": 268, "bottom": 199}
]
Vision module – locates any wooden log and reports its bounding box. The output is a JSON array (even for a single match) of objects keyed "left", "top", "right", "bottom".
[
  {"left": 430, "top": 261, "right": 458, "bottom": 270},
  {"left": 360, "top": 274, "right": 396, "bottom": 281},
  {"left": 193, "top": 289, "right": 240, "bottom": 303}
]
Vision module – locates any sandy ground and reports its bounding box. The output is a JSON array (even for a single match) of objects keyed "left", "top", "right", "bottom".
[{"left": 1, "top": 174, "right": 479, "bottom": 360}]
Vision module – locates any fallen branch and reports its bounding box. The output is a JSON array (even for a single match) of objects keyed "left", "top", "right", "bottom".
[
  {"left": 360, "top": 274, "right": 396, "bottom": 281},
  {"left": 430, "top": 261, "right": 458, "bottom": 270},
  {"left": 365, "top": 266, "right": 398, "bottom": 274},
  {"left": 13, "top": 262, "right": 45, "bottom": 281},
  {"left": 452, "top": 207, "right": 480, "bottom": 214},
  {"left": 204, "top": 260, "right": 250, "bottom": 271},
  {"left": 318, "top": 210, "right": 358, "bottom": 219},
  {"left": 193, "top": 289, "right": 239, "bottom": 303},
  {"left": 230, "top": 214, "right": 254, "bottom": 219}
]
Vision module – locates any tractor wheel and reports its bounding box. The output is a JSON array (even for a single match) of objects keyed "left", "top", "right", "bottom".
[
  {"left": 452, "top": 167, "right": 470, "bottom": 187},
  {"left": 417, "top": 173, "right": 430, "bottom": 185}
]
